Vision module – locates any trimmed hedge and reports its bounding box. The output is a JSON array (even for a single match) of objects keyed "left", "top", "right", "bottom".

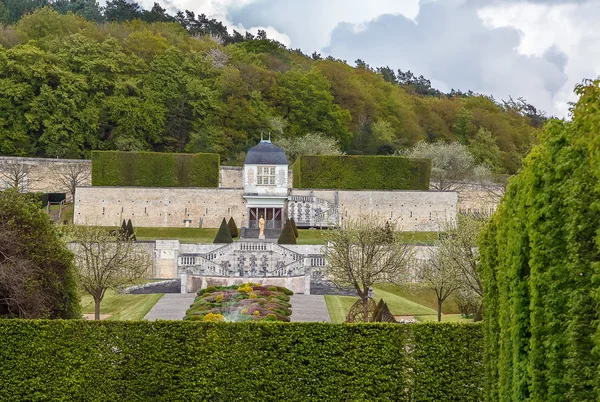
[
  {"left": 292, "top": 155, "right": 431, "bottom": 190},
  {"left": 91, "top": 151, "right": 219, "bottom": 187},
  {"left": 0, "top": 321, "right": 482, "bottom": 401},
  {"left": 479, "top": 83, "right": 600, "bottom": 401}
]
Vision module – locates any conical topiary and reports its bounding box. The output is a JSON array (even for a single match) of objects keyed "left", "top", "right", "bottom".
[
  {"left": 290, "top": 217, "right": 298, "bottom": 238},
  {"left": 126, "top": 219, "right": 136, "bottom": 241},
  {"left": 214, "top": 218, "right": 233, "bottom": 243},
  {"left": 278, "top": 220, "right": 297, "bottom": 245},
  {"left": 119, "top": 219, "right": 127, "bottom": 240},
  {"left": 228, "top": 217, "right": 239, "bottom": 238}
]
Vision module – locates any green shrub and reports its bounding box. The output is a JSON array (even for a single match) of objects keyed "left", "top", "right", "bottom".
[
  {"left": 277, "top": 220, "right": 296, "bottom": 245},
  {"left": 228, "top": 217, "right": 239, "bottom": 238},
  {"left": 0, "top": 320, "right": 483, "bottom": 401},
  {"left": 290, "top": 218, "right": 298, "bottom": 238},
  {"left": 91, "top": 151, "right": 219, "bottom": 187},
  {"left": 213, "top": 218, "right": 233, "bottom": 243},
  {"left": 479, "top": 83, "right": 600, "bottom": 402},
  {"left": 292, "top": 155, "right": 431, "bottom": 190}
]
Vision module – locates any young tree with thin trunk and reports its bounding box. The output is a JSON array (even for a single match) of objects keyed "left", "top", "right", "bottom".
[
  {"left": 323, "top": 219, "right": 413, "bottom": 322},
  {"left": 69, "top": 226, "right": 151, "bottom": 320},
  {"left": 419, "top": 246, "right": 462, "bottom": 321},
  {"left": 50, "top": 162, "right": 91, "bottom": 201},
  {"left": 436, "top": 214, "right": 486, "bottom": 321}
]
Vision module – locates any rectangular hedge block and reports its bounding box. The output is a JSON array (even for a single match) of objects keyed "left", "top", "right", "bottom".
[
  {"left": 91, "top": 151, "right": 220, "bottom": 187},
  {"left": 292, "top": 155, "right": 431, "bottom": 190},
  {"left": 0, "top": 321, "right": 482, "bottom": 401}
]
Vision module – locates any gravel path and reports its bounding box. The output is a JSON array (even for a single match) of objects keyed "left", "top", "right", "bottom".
[
  {"left": 289, "top": 295, "right": 331, "bottom": 322},
  {"left": 144, "top": 293, "right": 197, "bottom": 321}
]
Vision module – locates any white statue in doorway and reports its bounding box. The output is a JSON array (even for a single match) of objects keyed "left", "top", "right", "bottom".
[{"left": 258, "top": 214, "right": 265, "bottom": 238}]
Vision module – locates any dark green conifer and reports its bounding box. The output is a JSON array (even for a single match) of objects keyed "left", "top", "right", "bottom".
[
  {"left": 126, "top": 219, "right": 136, "bottom": 241},
  {"left": 290, "top": 217, "right": 298, "bottom": 238},
  {"left": 213, "top": 218, "right": 233, "bottom": 243},
  {"left": 277, "top": 221, "right": 297, "bottom": 245},
  {"left": 228, "top": 217, "right": 239, "bottom": 238}
]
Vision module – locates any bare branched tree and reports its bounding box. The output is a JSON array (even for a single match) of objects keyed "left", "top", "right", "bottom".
[
  {"left": 0, "top": 159, "right": 36, "bottom": 192},
  {"left": 418, "top": 246, "right": 463, "bottom": 322},
  {"left": 50, "top": 162, "right": 91, "bottom": 201},
  {"left": 436, "top": 214, "right": 487, "bottom": 321},
  {"left": 69, "top": 226, "right": 151, "bottom": 320},
  {"left": 323, "top": 219, "right": 414, "bottom": 322}
]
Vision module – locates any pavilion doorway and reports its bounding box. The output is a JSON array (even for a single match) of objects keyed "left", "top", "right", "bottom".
[{"left": 248, "top": 207, "right": 284, "bottom": 230}]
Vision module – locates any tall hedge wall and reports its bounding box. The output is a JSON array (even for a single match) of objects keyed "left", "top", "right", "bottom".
[
  {"left": 479, "top": 80, "right": 600, "bottom": 401},
  {"left": 91, "top": 151, "right": 220, "bottom": 187},
  {"left": 0, "top": 321, "right": 482, "bottom": 401},
  {"left": 292, "top": 155, "right": 431, "bottom": 190}
]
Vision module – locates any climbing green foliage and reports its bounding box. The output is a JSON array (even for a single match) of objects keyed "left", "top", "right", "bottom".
[
  {"left": 479, "top": 79, "right": 600, "bottom": 401},
  {"left": 292, "top": 155, "right": 430, "bottom": 190},
  {"left": 91, "top": 151, "right": 219, "bottom": 187},
  {"left": 0, "top": 320, "right": 483, "bottom": 401}
]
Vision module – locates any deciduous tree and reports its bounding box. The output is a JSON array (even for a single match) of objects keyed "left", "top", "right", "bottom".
[
  {"left": 50, "top": 161, "right": 91, "bottom": 201},
  {"left": 0, "top": 189, "right": 80, "bottom": 318},
  {"left": 323, "top": 219, "right": 413, "bottom": 321},
  {"left": 69, "top": 225, "right": 151, "bottom": 320}
]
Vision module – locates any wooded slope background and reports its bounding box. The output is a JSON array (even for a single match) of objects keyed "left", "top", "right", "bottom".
[{"left": 0, "top": 1, "right": 544, "bottom": 173}]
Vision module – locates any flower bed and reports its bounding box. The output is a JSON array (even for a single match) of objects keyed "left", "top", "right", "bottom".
[{"left": 184, "top": 283, "right": 293, "bottom": 322}]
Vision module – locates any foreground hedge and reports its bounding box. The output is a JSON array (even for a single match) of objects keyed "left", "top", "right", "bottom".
[
  {"left": 0, "top": 321, "right": 482, "bottom": 401},
  {"left": 479, "top": 81, "right": 600, "bottom": 401},
  {"left": 292, "top": 155, "right": 431, "bottom": 190},
  {"left": 91, "top": 151, "right": 219, "bottom": 187}
]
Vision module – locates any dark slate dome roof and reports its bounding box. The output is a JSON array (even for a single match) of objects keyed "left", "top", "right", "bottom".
[{"left": 245, "top": 140, "right": 288, "bottom": 165}]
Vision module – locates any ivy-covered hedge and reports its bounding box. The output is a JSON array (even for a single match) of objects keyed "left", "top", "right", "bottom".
[
  {"left": 91, "top": 151, "right": 219, "bottom": 187},
  {"left": 292, "top": 155, "right": 431, "bottom": 190},
  {"left": 479, "top": 81, "right": 600, "bottom": 401},
  {"left": 0, "top": 321, "right": 482, "bottom": 401}
]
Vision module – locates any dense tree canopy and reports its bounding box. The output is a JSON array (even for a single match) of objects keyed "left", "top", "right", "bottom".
[
  {"left": 0, "top": 4, "right": 541, "bottom": 171},
  {"left": 0, "top": 189, "right": 80, "bottom": 318},
  {"left": 479, "top": 79, "right": 600, "bottom": 401}
]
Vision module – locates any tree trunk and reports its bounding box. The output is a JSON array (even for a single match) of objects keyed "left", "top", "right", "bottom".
[
  {"left": 437, "top": 298, "right": 443, "bottom": 322},
  {"left": 362, "top": 296, "right": 369, "bottom": 322},
  {"left": 94, "top": 296, "right": 101, "bottom": 320},
  {"left": 473, "top": 303, "right": 483, "bottom": 322}
]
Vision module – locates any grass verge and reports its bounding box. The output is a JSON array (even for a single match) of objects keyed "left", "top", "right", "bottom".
[
  {"left": 80, "top": 289, "right": 163, "bottom": 320},
  {"left": 134, "top": 227, "right": 220, "bottom": 243}
]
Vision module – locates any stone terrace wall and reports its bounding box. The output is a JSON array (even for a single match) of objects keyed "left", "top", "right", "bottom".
[
  {"left": 219, "top": 166, "right": 243, "bottom": 188},
  {"left": 291, "top": 189, "right": 457, "bottom": 232},
  {"left": 0, "top": 156, "right": 91, "bottom": 196},
  {"left": 73, "top": 187, "right": 246, "bottom": 229}
]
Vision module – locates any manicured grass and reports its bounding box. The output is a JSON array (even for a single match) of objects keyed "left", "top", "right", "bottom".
[
  {"left": 373, "top": 283, "right": 461, "bottom": 314},
  {"left": 60, "top": 204, "right": 74, "bottom": 224},
  {"left": 324, "top": 295, "right": 358, "bottom": 324},
  {"left": 80, "top": 289, "right": 163, "bottom": 320},
  {"left": 296, "top": 229, "right": 327, "bottom": 245},
  {"left": 397, "top": 231, "right": 437, "bottom": 244},
  {"left": 134, "top": 227, "right": 220, "bottom": 243},
  {"left": 297, "top": 230, "right": 437, "bottom": 245},
  {"left": 414, "top": 314, "right": 472, "bottom": 323}
]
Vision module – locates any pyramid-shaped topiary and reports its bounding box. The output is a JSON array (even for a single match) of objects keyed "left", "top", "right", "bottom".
[
  {"left": 126, "top": 219, "right": 136, "bottom": 241},
  {"left": 228, "top": 217, "right": 239, "bottom": 238},
  {"left": 278, "top": 220, "right": 297, "bottom": 245},
  {"left": 214, "top": 218, "right": 233, "bottom": 243},
  {"left": 290, "top": 217, "right": 298, "bottom": 238}
]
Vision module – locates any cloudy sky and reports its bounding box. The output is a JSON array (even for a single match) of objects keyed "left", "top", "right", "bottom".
[{"left": 133, "top": 0, "right": 600, "bottom": 118}]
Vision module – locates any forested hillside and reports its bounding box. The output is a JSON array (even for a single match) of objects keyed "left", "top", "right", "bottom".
[{"left": 0, "top": 1, "right": 544, "bottom": 172}]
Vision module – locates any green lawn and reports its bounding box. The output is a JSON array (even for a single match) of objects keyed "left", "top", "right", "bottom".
[
  {"left": 80, "top": 289, "right": 163, "bottom": 320},
  {"left": 397, "top": 231, "right": 437, "bottom": 244},
  {"left": 373, "top": 283, "right": 461, "bottom": 314},
  {"left": 134, "top": 227, "right": 219, "bottom": 243},
  {"left": 60, "top": 204, "right": 74, "bottom": 224},
  {"left": 324, "top": 283, "right": 470, "bottom": 323},
  {"left": 296, "top": 229, "right": 327, "bottom": 245}
]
